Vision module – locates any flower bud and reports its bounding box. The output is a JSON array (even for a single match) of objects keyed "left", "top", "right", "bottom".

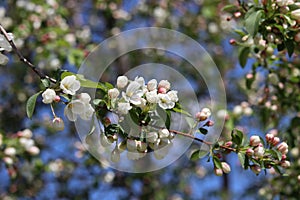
[
  {"left": 52, "top": 117, "right": 65, "bottom": 131},
  {"left": 17, "top": 129, "right": 33, "bottom": 138},
  {"left": 277, "top": 142, "right": 288, "bottom": 154},
  {"left": 254, "top": 146, "right": 265, "bottom": 157},
  {"left": 158, "top": 87, "right": 167, "bottom": 94},
  {"left": 159, "top": 129, "right": 169, "bottom": 139},
  {"left": 111, "top": 148, "right": 120, "bottom": 163},
  {"left": 291, "top": 9, "right": 300, "bottom": 20},
  {"left": 251, "top": 165, "right": 262, "bottom": 175},
  {"left": 225, "top": 141, "right": 233, "bottom": 147},
  {"left": 271, "top": 137, "right": 280, "bottom": 146},
  {"left": 214, "top": 168, "right": 223, "bottom": 176},
  {"left": 250, "top": 135, "right": 261, "bottom": 147},
  {"left": 108, "top": 88, "right": 120, "bottom": 99},
  {"left": 3, "top": 157, "right": 13, "bottom": 165},
  {"left": 147, "top": 79, "right": 157, "bottom": 91},
  {"left": 229, "top": 39, "right": 236, "bottom": 45},
  {"left": 246, "top": 148, "right": 254, "bottom": 156},
  {"left": 281, "top": 160, "right": 290, "bottom": 168},
  {"left": 54, "top": 95, "right": 61, "bottom": 102},
  {"left": 4, "top": 147, "right": 16, "bottom": 156},
  {"left": 116, "top": 76, "right": 128, "bottom": 88},
  {"left": 206, "top": 120, "right": 214, "bottom": 127},
  {"left": 265, "top": 133, "right": 274, "bottom": 143},
  {"left": 281, "top": 154, "right": 287, "bottom": 160},
  {"left": 158, "top": 80, "right": 171, "bottom": 91},
  {"left": 195, "top": 108, "right": 211, "bottom": 121},
  {"left": 221, "top": 162, "right": 231, "bottom": 174},
  {"left": 146, "top": 131, "right": 159, "bottom": 143},
  {"left": 27, "top": 146, "right": 40, "bottom": 155}
]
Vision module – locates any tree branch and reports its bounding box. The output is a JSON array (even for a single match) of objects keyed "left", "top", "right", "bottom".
[{"left": 0, "top": 24, "right": 57, "bottom": 84}]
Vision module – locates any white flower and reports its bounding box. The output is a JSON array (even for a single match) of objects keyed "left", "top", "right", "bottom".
[
  {"left": 122, "top": 81, "right": 144, "bottom": 105},
  {"left": 0, "top": 53, "right": 9, "bottom": 65},
  {"left": 27, "top": 146, "right": 40, "bottom": 155},
  {"left": 158, "top": 80, "right": 171, "bottom": 91},
  {"left": 250, "top": 135, "right": 261, "bottom": 147},
  {"left": 117, "top": 102, "right": 132, "bottom": 115},
  {"left": 276, "top": 0, "right": 294, "bottom": 6},
  {"left": 117, "top": 76, "right": 128, "bottom": 88},
  {"left": 146, "top": 131, "right": 159, "bottom": 143},
  {"left": 19, "top": 138, "right": 34, "bottom": 150},
  {"left": 146, "top": 90, "right": 159, "bottom": 103},
  {"left": 60, "top": 75, "right": 80, "bottom": 95},
  {"left": 167, "top": 90, "right": 178, "bottom": 102},
  {"left": 64, "top": 93, "right": 94, "bottom": 121},
  {"left": 158, "top": 93, "right": 175, "bottom": 109},
  {"left": 254, "top": 146, "right": 265, "bottom": 157},
  {"left": 108, "top": 88, "right": 120, "bottom": 99},
  {"left": 291, "top": 9, "right": 300, "bottom": 20},
  {"left": 42, "top": 88, "right": 56, "bottom": 104},
  {"left": 4, "top": 147, "right": 16, "bottom": 156},
  {"left": 147, "top": 79, "right": 157, "bottom": 91},
  {"left": 134, "top": 76, "right": 145, "bottom": 87},
  {"left": 159, "top": 129, "right": 170, "bottom": 138},
  {"left": 3, "top": 157, "right": 13, "bottom": 165},
  {"left": 18, "top": 129, "right": 32, "bottom": 138},
  {"left": 64, "top": 100, "right": 85, "bottom": 121}
]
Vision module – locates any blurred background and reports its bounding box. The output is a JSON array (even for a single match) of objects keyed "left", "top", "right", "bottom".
[{"left": 0, "top": 0, "right": 299, "bottom": 199}]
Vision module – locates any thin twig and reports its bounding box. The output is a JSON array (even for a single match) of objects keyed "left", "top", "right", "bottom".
[{"left": 0, "top": 24, "right": 57, "bottom": 83}]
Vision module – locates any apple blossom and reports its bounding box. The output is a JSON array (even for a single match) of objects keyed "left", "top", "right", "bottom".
[
  {"left": 214, "top": 168, "right": 223, "bottom": 176},
  {"left": 281, "top": 160, "right": 290, "bottom": 168},
  {"left": 254, "top": 146, "right": 265, "bottom": 157},
  {"left": 18, "top": 129, "right": 32, "bottom": 138},
  {"left": 117, "top": 75, "right": 128, "bottom": 88},
  {"left": 271, "top": 137, "right": 280, "bottom": 146},
  {"left": 19, "top": 138, "right": 34, "bottom": 150},
  {"left": 146, "top": 90, "right": 159, "bottom": 103},
  {"left": 246, "top": 148, "right": 254, "bottom": 156},
  {"left": 117, "top": 102, "right": 132, "bottom": 115},
  {"left": 64, "top": 100, "right": 85, "bottom": 121},
  {"left": 122, "top": 81, "right": 144, "bottom": 105},
  {"left": 195, "top": 108, "right": 211, "bottom": 121},
  {"left": 42, "top": 88, "right": 56, "bottom": 104},
  {"left": 221, "top": 162, "right": 231, "bottom": 173},
  {"left": 108, "top": 88, "right": 120, "bottom": 99},
  {"left": 265, "top": 133, "right": 274, "bottom": 143},
  {"left": 277, "top": 142, "right": 289, "bottom": 154},
  {"left": 147, "top": 79, "right": 157, "bottom": 91},
  {"left": 146, "top": 131, "right": 159, "bottom": 143},
  {"left": 60, "top": 75, "right": 80, "bottom": 95},
  {"left": 158, "top": 80, "right": 171, "bottom": 91},
  {"left": 3, "top": 157, "right": 13, "bottom": 165},
  {"left": 291, "top": 9, "right": 300, "bottom": 20},
  {"left": 27, "top": 146, "right": 40, "bottom": 155},
  {"left": 167, "top": 90, "right": 178, "bottom": 102},
  {"left": 159, "top": 128, "right": 170, "bottom": 139},
  {"left": 4, "top": 147, "right": 16, "bottom": 156},
  {"left": 250, "top": 135, "right": 261, "bottom": 147},
  {"left": 158, "top": 87, "right": 167, "bottom": 94},
  {"left": 158, "top": 93, "right": 175, "bottom": 109}
]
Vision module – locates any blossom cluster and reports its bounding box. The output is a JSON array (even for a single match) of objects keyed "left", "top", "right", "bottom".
[
  {"left": 41, "top": 75, "right": 94, "bottom": 129},
  {"left": 108, "top": 76, "right": 179, "bottom": 116}
]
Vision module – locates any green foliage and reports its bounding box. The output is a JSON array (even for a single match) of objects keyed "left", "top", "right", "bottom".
[{"left": 26, "top": 91, "right": 42, "bottom": 119}]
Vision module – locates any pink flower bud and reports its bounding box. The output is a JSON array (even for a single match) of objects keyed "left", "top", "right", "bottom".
[
  {"left": 281, "top": 154, "right": 287, "bottom": 160},
  {"left": 250, "top": 135, "right": 261, "bottom": 147},
  {"left": 251, "top": 165, "right": 262, "bottom": 175},
  {"left": 229, "top": 39, "right": 236, "bottom": 45},
  {"left": 225, "top": 141, "right": 233, "bottom": 147},
  {"left": 246, "top": 148, "right": 254, "bottom": 156},
  {"left": 277, "top": 142, "right": 288, "bottom": 154},
  {"left": 281, "top": 160, "right": 290, "bottom": 168},
  {"left": 214, "top": 168, "right": 223, "bottom": 176},
  {"left": 54, "top": 95, "right": 61, "bottom": 102},
  {"left": 271, "top": 137, "right": 280, "bottom": 146},
  {"left": 265, "top": 133, "right": 274, "bottom": 143},
  {"left": 254, "top": 146, "right": 265, "bottom": 157},
  {"left": 158, "top": 87, "right": 167, "bottom": 94},
  {"left": 206, "top": 120, "right": 215, "bottom": 127},
  {"left": 221, "top": 162, "right": 231, "bottom": 174}
]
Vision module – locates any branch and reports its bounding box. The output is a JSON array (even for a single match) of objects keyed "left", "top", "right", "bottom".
[{"left": 0, "top": 24, "right": 57, "bottom": 84}]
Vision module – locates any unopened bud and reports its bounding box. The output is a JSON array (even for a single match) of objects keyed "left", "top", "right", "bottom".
[
  {"left": 206, "top": 120, "right": 214, "bottom": 127},
  {"left": 281, "top": 160, "right": 290, "bottom": 168},
  {"left": 221, "top": 162, "right": 231, "bottom": 174},
  {"left": 214, "top": 168, "right": 223, "bottom": 176},
  {"left": 250, "top": 135, "right": 261, "bottom": 147},
  {"left": 54, "top": 95, "right": 61, "bottom": 102},
  {"left": 27, "top": 146, "right": 40, "bottom": 155},
  {"left": 271, "top": 137, "right": 280, "bottom": 146},
  {"left": 251, "top": 165, "right": 262, "bottom": 175},
  {"left": 158, "top": 87, "right": 167, "bottom": 94},
  {"left": 225, "top": 141, "right": 233, "bottom": 147},
  {"left": 265, "top": 133, "right": 274, "bottom": 143},
  {"left": 229, "top": 39, "right": 236, "bottom": 45},
  {"left": 246, "top": 148, "right": 254, "bottom": 156},
  {"left": 277, "top": 142, "right": 288, "bottom": 154}
]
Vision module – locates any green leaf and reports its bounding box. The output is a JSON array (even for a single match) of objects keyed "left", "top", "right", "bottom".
[
  {"left": 165, "top": 110, "right": 171, "bottom": 130},
  {"left": 234, "top": 29, "right": 248, "bottom": 37},
  {"left": 239, "top": 47, "right": 250, "bottom": 68},
  {"left": 213, "top": 156, "right": 222, "bottom": 169},
  {"left": 222, "top": 4, "right": 237, "bottom": 12},
  {"left": 231, "top": 129, "right": 244, "bottom": 146},
  {"left": 245, "top": 10, "right": 263, "bottom": 37},
  {"left": 172, "top": 107, "right": 192, "bottom": 117},
  {"left": 26, "top": 91, "right": 42, "bottom": 119},
  {"left": 238, "top": 152, "right": 246, "bottom": 169},
  {"left": 41, "top": 79, "right": 50, "bottom": 88},
  {"left": 199, "top": 128, "right": 208, "bottom": 135},
  {"left": 190, "top": 149, "right": 208, "bottom": 161}
]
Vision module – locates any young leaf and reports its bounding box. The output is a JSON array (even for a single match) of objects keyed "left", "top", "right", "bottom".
[
  {"left": 239, "top": 47, "right": 250, "bottom": 68},
  {"left": 238, "top": 152, "right": 246, "bottom": 169},
  {"left": 213, "top": 156, "right": 222, "bottom": 169},
  {"left": 41, "top": 79, "right": 50, "bottom": 88},
  {"left": 26, "top": 91, "right": 42, "bottom": 119},
  {"left": 245, "top": 10, "right": 263, "bottom": 37}
]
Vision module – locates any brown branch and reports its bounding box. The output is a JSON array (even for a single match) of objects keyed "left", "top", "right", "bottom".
[{"left": 0, "top": 24, "right": 57, "bottom": 84}]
